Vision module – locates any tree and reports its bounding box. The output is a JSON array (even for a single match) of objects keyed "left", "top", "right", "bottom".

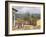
[
  {"left": 23, "top": 12, "right": 30, "bottom": 21},
  {"left": 31, "top": 14, "right": 37, "bottom": 26}
]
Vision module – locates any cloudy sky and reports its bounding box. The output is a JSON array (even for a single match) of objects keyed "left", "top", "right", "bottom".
[{"left": 12, "top": 6, "right": 41, "bottom": 14}]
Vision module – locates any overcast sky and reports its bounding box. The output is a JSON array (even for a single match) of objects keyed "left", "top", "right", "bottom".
[{"left": 12, "top": 6, "right": 41, "bottom": 14}]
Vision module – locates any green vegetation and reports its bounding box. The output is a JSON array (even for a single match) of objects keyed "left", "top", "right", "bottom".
[{"left": 12, "top": 12, "right": 40, "bottom": 30}]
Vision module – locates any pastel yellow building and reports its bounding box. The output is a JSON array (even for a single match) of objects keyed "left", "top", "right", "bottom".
[{"left": 37, "top": 19, "right": 41, "bottom": 26}]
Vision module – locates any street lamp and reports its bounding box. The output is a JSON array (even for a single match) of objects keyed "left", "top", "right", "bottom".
[{"left": 12, "top": 8, "right": 18, "bottom": 26}]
